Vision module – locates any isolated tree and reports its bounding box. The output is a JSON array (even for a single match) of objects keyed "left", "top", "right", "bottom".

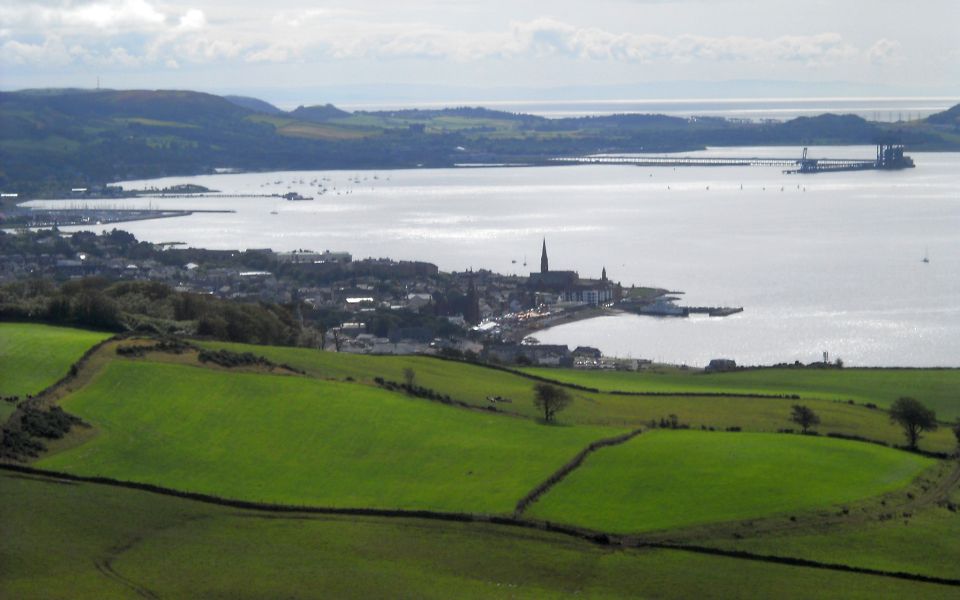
[
  {"left": 403, "top": 367, "right": 416, "bottom": 388},
  {"left": 533, "top": 383, "right": 572, "bottom": 423},
  {"left": 790, "top": 404, "right": 821, "bottom": 433},
  {"left": 889, "top": 397, "right": 938, "bottom": 449}
]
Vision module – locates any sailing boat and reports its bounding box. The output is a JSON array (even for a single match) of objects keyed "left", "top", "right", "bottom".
[{"left": 922, "top": 247, "right": 930, "bottom": 263}]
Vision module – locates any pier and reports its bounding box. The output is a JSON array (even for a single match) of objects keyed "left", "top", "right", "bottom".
[
  {"left": 551, "top": 144, "right": 914, "bottom": 174},
  {"left": 137, "top": 193, "right": 282, "bottom": 199}
]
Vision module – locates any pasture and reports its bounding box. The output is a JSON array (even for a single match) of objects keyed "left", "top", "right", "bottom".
[
  {"left": 193, "top": 342, "right": 956, "bottom": 451},
  {"left": 37, "top": 360, "right": 615, "bottom": 513},
  {"left": 2, "top": 472, "right": 956, "bottom": 600},
  {"left": 0, "top": 323, "right": 111, "bottom": 420},
  {"left": 526, "top": 429, "right": 933, "bottom": 533},
  {"left": 522, "top": 367, "right": 960, "bottom": 421},
  {"left": 711, "top": 503, "right": 960, "bottom": 581}
]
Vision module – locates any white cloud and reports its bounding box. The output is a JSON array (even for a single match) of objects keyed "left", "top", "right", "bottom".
[
  {"left": 867, "top": 38, "right": 903, "bottom": 66},
  {"left": 0, "top": 35, "right": 72, "bottom": 66},
  {"left": 271, "top": 8, "right": 362, "bottom": 28},
  {"left": 177, "top": 9, "right": 206, "bottom": 32},
  {"left": 245, "top": 43, "right": 301, "bottom": 63},
  {"left": 0, "top": 6, "right": 894, "bottom": 73},
  {"left": 66, "top": 0, "right": 165, "bottom": 30},
  {"left": 0, "top": 0, "right": 166, "bottom": 33}
]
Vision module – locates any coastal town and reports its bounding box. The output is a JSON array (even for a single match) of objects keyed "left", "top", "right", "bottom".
[{"left": 0, "top": 226, "right": 742, "bottom": 368}]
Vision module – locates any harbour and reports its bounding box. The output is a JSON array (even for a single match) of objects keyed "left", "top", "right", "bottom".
[{"left": 21, "top": 146, "right": 960, "bottom": 367}]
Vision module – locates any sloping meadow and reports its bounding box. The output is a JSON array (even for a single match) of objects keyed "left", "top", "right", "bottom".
[
  {"left": 526, "top": 429, "right": 933, "bottom": 533},
  {"left": 38, "top": 360, "right": 617, "bottom": 514}
]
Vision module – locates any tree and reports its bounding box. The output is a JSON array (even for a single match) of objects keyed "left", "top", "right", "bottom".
[
  {"left": 403, "top": 367, "right": 416, "bottom": 388},
  {"left": 532, "top": 383, "right": 572, "bottom": 423},
  {"left": 790, "top": 404, "right": 821, "bottom": 433},
  {"left": 889, "top": 397, "right": 938, "bottom": 449}
]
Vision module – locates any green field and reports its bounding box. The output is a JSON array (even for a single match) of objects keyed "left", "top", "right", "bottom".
[
  {"left": 38, "top": 360, "right": 615, "bottom": 513},
  {"left": 527, "top": 430, "right": 933, "bottom": 533},
  {"left": 522, "top": 367, "right": 960, "bottom": 421},
  {"left": 195, "top": 342, "right": 956, "bottom": 451},
  {"left": 7, "top": 334, "right": 958, "bottom": 597},
  {"left": 709, "top": 502, "right": 960, "bottom": 580},
  {"left": 707, "top": 473, "right": 960, "bottom": 580},
  {"left": 0, "top": 323, "right": 111, "bottom": 421},
  {"left": 3, "top": 472, "right": 955, "bottom": 600}
]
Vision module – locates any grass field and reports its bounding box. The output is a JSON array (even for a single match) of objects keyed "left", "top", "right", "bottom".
[
  {"left": 194, "top": 342, "right": 956, "bottom": 452},
  {"left": 3, "top": 472, "right": 956, "bottom": 600},
  {"left": 0, "top": 323, "right": 111, "bottom": 421},
  {"left": 37, "top": 360, "right": 616, "bottom": 513},
  {"left": 523, "top": 367, "right": 960, "bottom": 421},
  {"left": 708, "top": 501, "right": 960, "bottom": 580},
  {"left": 526, "top": 430, "right": 933, "bottom": 533}
]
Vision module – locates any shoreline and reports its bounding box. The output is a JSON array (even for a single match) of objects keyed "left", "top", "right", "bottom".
[{"left": 506, "top": 305, "right": 627, "bottom": 343}]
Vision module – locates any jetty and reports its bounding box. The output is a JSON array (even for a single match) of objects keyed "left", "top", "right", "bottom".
[{"left": 551, "top": 144, "right": 914, "bottom": 174}]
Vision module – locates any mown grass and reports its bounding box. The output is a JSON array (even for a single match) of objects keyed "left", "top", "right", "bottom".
[
  {"left": 2, "top": 472, "right": 955, "bottom": 600},
  {"left": 0, "top": 323, "right": 111, "bottom": 420},
  {"left": 193, "top": 342, "right": 957, "bottom": 452},
  {"left": 38, "top": 361, "right": 615, "bottom": 513},
  {"left": 523, "top": 367, "right": 960, "bottom": 421},
  {"left": 527, "top": 430, "right": 933, "bottom": 534}
]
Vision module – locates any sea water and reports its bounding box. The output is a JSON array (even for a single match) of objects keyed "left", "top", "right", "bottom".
[{"left": 28, "top": 146, "right": 960, "bottom": 367}]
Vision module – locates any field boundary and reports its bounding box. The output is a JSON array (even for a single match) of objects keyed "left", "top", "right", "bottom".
[
  {"left": 1, "top": 334, "right": 118, "bottom": 441},
  {"left": 4, "top": 463, "right": 958, "bottom": 589},
  {"left": 513, "top": 428, "right": 644, "bottom": 517},
  {"left": 422, "top": 355, "right": 804, "bottom": 399}
]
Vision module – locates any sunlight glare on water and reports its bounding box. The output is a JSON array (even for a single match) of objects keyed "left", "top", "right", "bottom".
[{"left": 28, "top": 146, "right": 960, "bottom": 367}]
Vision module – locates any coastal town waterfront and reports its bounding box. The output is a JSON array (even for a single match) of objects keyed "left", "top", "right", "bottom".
[{"left": 20, "top": 146, "right": 960, "bottom": 367}]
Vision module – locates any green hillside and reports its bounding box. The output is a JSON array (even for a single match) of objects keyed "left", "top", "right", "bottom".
[
  {"left": 38, "top": 360, "right": 616, "bottom": 513},
  {"left": 5, "top": 472, "right": 955, "bottom": 599},
  {"left": 523, "top": 366, "right": 960, "bottom": 421},
  {"left": 526, "top": 430, "right": 932, "bottom": 533},
  {"left": 0, "top": 323, "right": 110, "bottom": 421},
  {"left": 4, "top": 331, "right": 958, "bottom": 598},
  {"left": 4, "top": 89, "right": 957, "bottom": 196},
  {"left": 710, "top": 495, "right": 960, "bottom": 580},
  {"left": 197, "top": 342, "right": 956, "bottom": 452}
]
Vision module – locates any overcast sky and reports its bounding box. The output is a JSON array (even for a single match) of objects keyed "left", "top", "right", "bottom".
[{"left": 2, "top": 0, "right": 958, "bottom": 104}]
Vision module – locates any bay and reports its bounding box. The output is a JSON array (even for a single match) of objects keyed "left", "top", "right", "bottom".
[{"left": 28, "top": 145, "right": 960, "bottom": 367}]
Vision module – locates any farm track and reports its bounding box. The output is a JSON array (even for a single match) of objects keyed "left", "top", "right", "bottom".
[
  {"left": 3, "top": 463, "right": 958, "bottom": 589},
  {"left": 93, "top": 554, "right": 159, "bottom": 600},
  {"left": 6, "top": 337, "right": 959, "bottom": 589}
]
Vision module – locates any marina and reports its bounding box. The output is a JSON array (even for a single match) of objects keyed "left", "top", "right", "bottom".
[{"left": 22, "top": 146, "right": 960, "bottom": 367}]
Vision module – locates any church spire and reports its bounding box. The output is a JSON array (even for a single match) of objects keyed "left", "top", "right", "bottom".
[
  {"left": 602, "top": 266, "right": 607, "bottom": 282},
  {"left": 540, "top": 238, "right": 549, "bottom": 273}
]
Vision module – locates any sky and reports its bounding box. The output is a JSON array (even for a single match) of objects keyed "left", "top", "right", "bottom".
[{"left": 1, "top": 0, "right": 958, "bottom": 105}]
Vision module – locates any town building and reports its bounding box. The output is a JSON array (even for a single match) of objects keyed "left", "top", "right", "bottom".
[{"left": 526, "top": 239, "right": 619, "bottom": 306}]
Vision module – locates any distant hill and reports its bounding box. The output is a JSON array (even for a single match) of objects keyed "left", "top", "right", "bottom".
[
  {"left": 925, "top": 103, "right": 960, "bottom": 127},
  {"left": 357, "top": 106, "right": 541, "bottom": 124},
  {"left": 224, "top": 95, "right": 283, "bottom": 115},
  {"left": 289, "top": 103, "right": 351, "bottom": 122},
  {"left": 776, "top": 114, "right": 880, "bottom": 143},
  {"left": 2, "top": 88, "right": 959, "bottom": 196}
]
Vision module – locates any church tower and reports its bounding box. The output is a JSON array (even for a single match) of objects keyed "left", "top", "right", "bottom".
[
  {"left": 540, "top": 238, "right": 549, "bottom": 274},
  {"left": 601, "top": 266, "right": 607, "bottom": 282}
]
